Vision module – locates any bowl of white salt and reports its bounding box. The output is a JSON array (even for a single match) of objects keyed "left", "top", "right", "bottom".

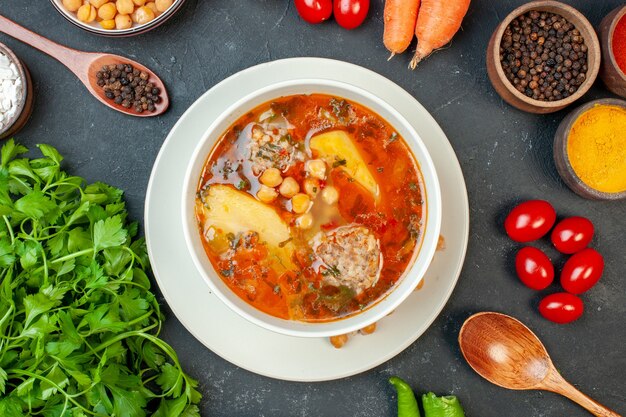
[{"left": 0, "top": 41, "right": 34, "bottom": 140}]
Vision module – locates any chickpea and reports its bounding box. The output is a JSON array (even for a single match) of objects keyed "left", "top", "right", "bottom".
[
  {"left": 320, "top": 186, "right": 339, "bottom": 205},
  {"left": 279, "top": 177, "right": 299, "bottom": 198},
  {"left": 135, "top": 5, "right": 156, "bottom": 23},
  {"left": 98, "top": 2, "right": 117, "bottom": 20},
  {"left": 116, "top": 0, "right": 135, "bottom": 14},
  {"left": 259, "top": 168, "right": 283, "bottom": 188},
  {"left": 132, "top": 0, "right": 146, "bottom": 5},
  {"left": 251, "top": 128, "right": 264, "bottom": 141},
  {"left": 63, "top": 0, "right": 82, "bottom": 12},
  {"left": 145, "top": 2, "right": 159, "bottom": 14},
  {"left": 257, "top": 185, "right": 278, "bottom": 204},
  {"left": 99, "top": 19, "right": 116, "bottom": 29},
  {"left": 155, "top": 0, "right": 173, "bottom": 12},
  {"left": 76, "top": 4, "right": 96, "bottom": 22},
  {"left": 303, "top": 178, "right": 320, "bottom": 198},
  {"left": 296, "top": 213, "right": 313, "bottom": 230},
  {"left": 305, "top": 159, "right": 327, "bottom": 180},
  {"left": 291, "top": 193, "right": 311, "bottom": 214},
  {"left": 115, "top": 13, "right": 133, "bottom": 29},
  {"left": 359, "top": 323, "right": 377, "bottom": 335},
  {"left": 89, "top": 0, "right": 109, "bottom": 8},
  {"left": 329, "top": 334, "right": 349, "bottom": 349},
  {"left": 131, "top": 8, "right": 139, "bottom": 22}
]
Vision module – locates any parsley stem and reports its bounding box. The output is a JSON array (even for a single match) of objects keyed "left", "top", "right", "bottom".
[{"left": 2, "top": 215, "right": 13, "bottom": 243}]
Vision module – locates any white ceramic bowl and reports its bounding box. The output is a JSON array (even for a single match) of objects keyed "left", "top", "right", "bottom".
[
  {"left": 50, "top": 0, "right": 185, "bottom": 37},
  {"left": 181, "top": 79, "right": 442, "bottom": 338}
]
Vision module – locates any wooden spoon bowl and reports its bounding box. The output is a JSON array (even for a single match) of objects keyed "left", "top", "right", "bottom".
[
  {"left": 459, "top": 312, "right": 622, "bottom": 417},
  {"left": 0, "top": 14, "right": 169, "bottom": 117}
]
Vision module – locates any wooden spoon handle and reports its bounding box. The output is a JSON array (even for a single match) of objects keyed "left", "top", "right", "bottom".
[
  {"left": 0, "top": 14, "right": 84, "bottom": 75},
  {"left": 543, "top": 370, "right": 622, "bottom": 417}
]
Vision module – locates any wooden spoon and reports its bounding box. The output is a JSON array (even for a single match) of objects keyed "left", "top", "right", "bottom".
[
  {"left": 459, "top": 312, "right": 622, "bottom": 417},
  {"left": 0, "top": 14, "right": 169, "bottom": 117}
]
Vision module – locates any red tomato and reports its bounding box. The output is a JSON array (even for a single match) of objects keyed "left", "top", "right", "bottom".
[
  {"left": 504, "top": 200, "right": 556, "bottom": 242},
  {"left": 560, "top": 248, "right": 604, "bottom": 294},
  {"left": 551, "top": 216, "right": 594, "bottom": 254},
  {"left": 515, "top": 247, "right": 554, "bottom": 290},
  {"left": 539, "top": 293, "right": 584, "bottom": 324},
  {"left": 295, "top": 0, "right": 333, "bottom": 24},
  {"left": 334, "top": 0, "right": 370, "bottom": 29}
]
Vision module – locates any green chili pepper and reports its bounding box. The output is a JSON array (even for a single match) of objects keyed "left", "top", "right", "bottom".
[
  {"left": 389, "top": 376, "right": 421, "bottom": 417},
  {"left": 421, "top": 392, "right": 466, "bottom": 417}
]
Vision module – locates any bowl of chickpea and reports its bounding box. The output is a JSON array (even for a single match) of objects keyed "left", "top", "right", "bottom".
[{"left": 51, "top": 0, "right": 185, "bottom": 36}]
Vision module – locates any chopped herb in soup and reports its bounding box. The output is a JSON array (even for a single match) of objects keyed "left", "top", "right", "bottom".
[{"left": 195, "top": 94, "right": 426, "bottom": 322}]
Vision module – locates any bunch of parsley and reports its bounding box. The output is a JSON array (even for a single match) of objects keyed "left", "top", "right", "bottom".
[{"left": 0, "top": 140, "right": 201, "bottom": 417}]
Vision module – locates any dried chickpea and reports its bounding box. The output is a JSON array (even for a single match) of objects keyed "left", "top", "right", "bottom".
[
  {"left": 135, "top": 5, "right": 156, "bottom": 23},
  {"left": 305, "top": 159, "right": 327, "bottom": 180},
  {"left": 115, "top": 13, "right": 133, "bottom": 29},
  {"left": 291, "top": 193, "right": 311, "bottom": 214},
  {"left": 320, "top": 186, "right": 339, "bottom": 205},
  {"left": 63, "top": 0, "right": 82, "bottom": 12},
  {"left": 259, "top": 168, "right": 283, "bottom": 188},
  {"left": 279, "top": 177, "right": 299, "bottom": 198},
  {"left": 296, "top": 213, "right": 313, "bottom": 230},
  {"left": 99, "top": 19, "right": 116, "bottom": 29},
  {"left": 359, "top": 323, "right": 377, "bottom": 335},
  {"left": 89, "top": 0, "right": 108, "bottom": 8},
  {"left": 155, "top": 0, "right": 173, "bottom": 12},
  {"left": 76, "top": 4, "right": 96, "bottom": 22},
  {"left": 303, "top": 178, "right": 320, "bottom": 198},
  {"left": 116, "top": 0, "right": 135, "bottom": 14},
  {"left": 98, "top": 2, "right": 117, "bottom": 20},
  {"left": 257, "top": 185, "right": 278, "bottom": 204},
  {"left": 145, "top": 2, "right": 159, "bottom": 14},
  {"left": 330, "top": 334, "right": 349, "bottom": 349},
  {"left": 132, "top": 0, "right": 146, "bottom": 5}
]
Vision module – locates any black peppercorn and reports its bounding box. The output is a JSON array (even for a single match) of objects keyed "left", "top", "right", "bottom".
[{"left": 95, "top": 62, "right": 162, "bottom": 112}]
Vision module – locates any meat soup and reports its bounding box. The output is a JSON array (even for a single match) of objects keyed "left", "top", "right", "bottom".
[{"left": 195, "top": 94, "right": 426, "bottom": 322}]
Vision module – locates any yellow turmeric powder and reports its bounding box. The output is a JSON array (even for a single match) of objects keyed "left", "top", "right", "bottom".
[{"left": 567, "top": 105, "right": 626, "bottom": 194}]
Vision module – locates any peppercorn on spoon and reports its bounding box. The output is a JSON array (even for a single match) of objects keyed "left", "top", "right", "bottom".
[
  {"left": 0, "top": 14, "right": 169, "bottom": 117},
  {"left": 459, "top": 312, "right": 622, "bottom": 417}
]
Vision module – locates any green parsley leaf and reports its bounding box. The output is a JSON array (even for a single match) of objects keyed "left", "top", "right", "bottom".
[{"left": 93, "top": 215, "right": 128, "bottom": 251}]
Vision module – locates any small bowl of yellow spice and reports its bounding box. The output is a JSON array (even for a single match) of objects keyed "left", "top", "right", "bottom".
[
  {"left": 554, "top": 98, "right": 626, "bottom": 200},
  {"left": 51, "top": 0, "right": 185, "bottom": 36}
]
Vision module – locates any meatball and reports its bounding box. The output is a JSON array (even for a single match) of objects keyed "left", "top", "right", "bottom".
[
  {"left": 247, "top": 123, "right": 304, "bottom": 175},
  {"left": 310, "top": 224, "right": 382, "bottom": 293}
]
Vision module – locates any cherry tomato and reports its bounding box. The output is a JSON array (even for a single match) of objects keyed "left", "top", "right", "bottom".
[
  {"left": 560, "top": 248, "right": 604, "bottom": 294},
  {"left": 515, "top": 247, "right": 554, "bottom": 290},
  {"left": 295, "top": 0, "right": 332, "bottom": 24},
  {"left": 334, "top": 0, "right": 369, "bottom": 30},
  {"left": 504, "top": 200, "right": 556, "bottom": 242},
  {"left": 551, "top": 216, "right": 594, "bottom": 254},
  {"left": 539, "top": 292, "right": 584, "bottom": 324}
]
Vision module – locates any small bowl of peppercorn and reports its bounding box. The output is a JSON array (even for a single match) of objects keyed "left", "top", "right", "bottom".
[
  {"left": 599, "top": 5, "right": 626, "bottom": 98},
  {"left": 487, "top": 1, "right": 601, "bottom": 114}
]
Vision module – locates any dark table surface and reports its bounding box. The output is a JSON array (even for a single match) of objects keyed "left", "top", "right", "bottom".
[{"left": 2, "top": 1, "right": 625, "bottom": 416}]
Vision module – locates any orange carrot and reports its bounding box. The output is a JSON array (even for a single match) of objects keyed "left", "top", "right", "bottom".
[
  {"left": 383, "top": 0, "right": 421, "bottom": 59},
  {"left": 410, "top": 0, "right": 471, "bottom": 69}
]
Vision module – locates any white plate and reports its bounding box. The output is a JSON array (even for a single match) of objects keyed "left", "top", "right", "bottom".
[{"left": 145, "top": 58, "right": 469, "bottom": 382}]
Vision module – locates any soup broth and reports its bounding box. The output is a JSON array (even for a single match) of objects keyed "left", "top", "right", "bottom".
[{"left": 196, "top": 94, "right": 426, "bottom": 322}]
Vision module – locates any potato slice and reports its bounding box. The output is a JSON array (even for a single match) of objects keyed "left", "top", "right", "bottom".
[
  {"left": 310, "top": 130, "right": 380, "bottom": 202},
  {"left": 197, "top": 184, "right": 295, "bottom": 270}
]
